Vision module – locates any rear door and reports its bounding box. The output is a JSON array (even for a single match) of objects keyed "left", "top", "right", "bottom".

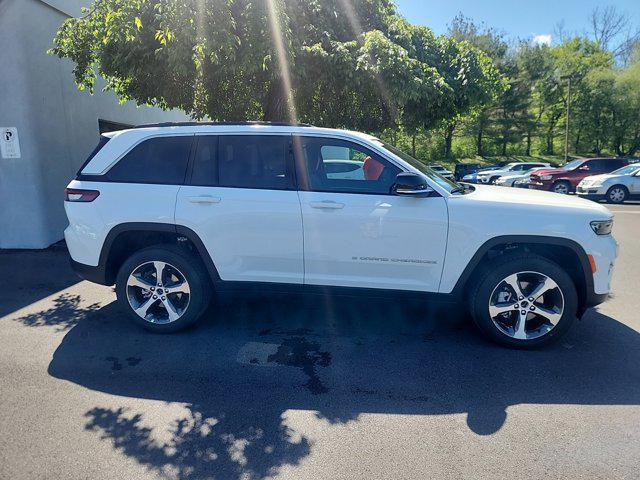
[
  {"left": 175, "top": 134, "right": 304, "bottom": 284},
  {"left": 294, "top": 136, "right": 448, "bottom": 292}
]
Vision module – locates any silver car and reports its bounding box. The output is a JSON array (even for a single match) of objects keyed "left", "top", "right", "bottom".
[{"left": 576, "top": 164, "right": 640, "bottom": 203}]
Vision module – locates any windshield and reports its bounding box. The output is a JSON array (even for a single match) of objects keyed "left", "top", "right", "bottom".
[
  {"left": 376, "top": 142, "right": 461, "bottom": 193},
  {"left": 562, "top": 159, "right": 584, "bottom": 170},
  {"left": 611, "top": 164, "right": 640, "bottom": 175}
]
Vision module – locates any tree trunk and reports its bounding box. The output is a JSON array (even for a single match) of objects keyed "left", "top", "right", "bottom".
[
  {"left": 525, "top": 132, "right": 532, "bottom": 156},
  {"left": 444, "top": 126, "right": 454, "bottom": 158},
  {"left": 476, "top": 126, "right": 484, "bottom": 157},
  {"left": 264, "top": 80, "right": 287, "bottom": 122},
  {"left": 501, "top": 137, "right": 508, "bottom": 157},
  {"left": 545, "top": 126, "right": 554, "bottom": 155},
  {"left": 412, "top": 134, "right": 416, "bottom": 158}
]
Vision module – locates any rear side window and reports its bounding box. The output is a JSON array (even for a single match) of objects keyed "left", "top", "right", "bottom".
[
  {"left": 107, "top": 136, "right": 192, "bottom": 184},
  {"left": 218, "top": 135, "right": 291, "bottom": 190},
  {"left": 190, "top": 136, "right": 218, "bottom": 186}
]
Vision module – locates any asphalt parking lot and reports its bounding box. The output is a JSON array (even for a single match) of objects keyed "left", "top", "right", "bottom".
[{"left": 1, "top": 202, "right": 639, "bottom": 480}]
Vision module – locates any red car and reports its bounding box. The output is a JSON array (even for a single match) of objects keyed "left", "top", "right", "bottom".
[{"left": 529, "top": 158, "right": 629, "bottom": 194}]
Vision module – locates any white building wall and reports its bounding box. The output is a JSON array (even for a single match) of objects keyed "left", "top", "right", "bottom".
[{"left": 0, "top": 0, "right": 189, "bottom": 248}]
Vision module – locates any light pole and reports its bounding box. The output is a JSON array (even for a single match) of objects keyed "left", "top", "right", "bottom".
[{"left": 561, "top": 74, "right": 576, "bottom": 163}]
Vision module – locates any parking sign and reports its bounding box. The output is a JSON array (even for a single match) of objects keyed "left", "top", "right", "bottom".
[{"left": 1, "top": 127, "right": 21, "bottom": 159}]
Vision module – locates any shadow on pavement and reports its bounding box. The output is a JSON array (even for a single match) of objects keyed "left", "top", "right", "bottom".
[
  {"left": 0, "top": 248, "right": 81, "bottom": 318},
  {"left": 37, "top": 291, "right": 640, "bottom": 480}
]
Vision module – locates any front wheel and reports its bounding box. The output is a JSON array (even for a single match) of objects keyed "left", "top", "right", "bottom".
[
  {"left": 469, "top": 254, "right": 578, "bottom": 348},
  {"left": 552, "top": 181, "right": 571, "bottom": 195},
  {"left": 115, "top": 246, "right": 212, "bottom": 333},
  {"left": 606, "top": 185, "right": 628, "bottom": 204}
]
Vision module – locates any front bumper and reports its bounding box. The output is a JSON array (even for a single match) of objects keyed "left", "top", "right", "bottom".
[
  {"left": 576, "top": 186, "right": 606, "bottom": 201},
  {"left": 528, "top": 181, "right": 552, "bottom": 191}
]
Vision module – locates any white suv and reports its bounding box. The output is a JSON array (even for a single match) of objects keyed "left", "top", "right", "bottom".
[{"left": 64, "top": 123, "right": 618, "bottom": 347}]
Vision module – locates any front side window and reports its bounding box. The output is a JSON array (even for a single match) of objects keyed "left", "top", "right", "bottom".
[
  {"left": 107, "top": 136, "right": 192, "bottom": 184},
  {"left": 218, "top": 135, "right": 290, "bottom": 190},
  {"left": 296, "top": 137, "right": 401, "bottom": 194}
]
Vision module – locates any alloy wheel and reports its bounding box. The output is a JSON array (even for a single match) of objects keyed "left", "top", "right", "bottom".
[
  {"left": 608, "top": 187, "right": 626, "bottom": 203},
  {"left": 488, "top": 271, "right": 564, "bottom": 341},
  {"left": 553, "top": 183, "right": 569, "bottom": 195},
  {"left": 126, "top": 261, "right": 191, "bottom": 324}
]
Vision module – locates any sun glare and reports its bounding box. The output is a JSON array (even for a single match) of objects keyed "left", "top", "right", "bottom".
[{"left": 266, "top": 0, "right": 298, "bottom": 123}]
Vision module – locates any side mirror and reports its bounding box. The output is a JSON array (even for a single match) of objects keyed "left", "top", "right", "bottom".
[{"left": 393, "top": 173, "right": 434, "bottom": 197}]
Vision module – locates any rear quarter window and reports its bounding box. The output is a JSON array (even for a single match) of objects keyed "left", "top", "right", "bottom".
[
  {"left": 106, "top": 136, "right": 192, "bottom": 184},
  {"left": 76, "top": 135, "right": 111, "bottom": 176}
]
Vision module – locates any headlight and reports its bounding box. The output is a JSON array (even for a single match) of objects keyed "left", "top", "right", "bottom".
[
  {"left": 590, "top": 219, "right": 613, "bottom": 235},
  {"left": 539, "top": 175, "right": 552, "bottom": 180}
]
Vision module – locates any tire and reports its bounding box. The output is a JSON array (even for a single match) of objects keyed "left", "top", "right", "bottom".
[
  {"left": 115, "top": 245, "right": 212, "bottom": 333},
  {"left": 489, "top": 176, "right": 500, "bottom": 184},
  {"left": 552, "top": 181, "right": 571, "bottom": 195},
  {"left": 605, "top": 185, "right": 628, "bottom": 204},
  {"left": 469, "top": 254, "right": 578, "bottom": 348}
]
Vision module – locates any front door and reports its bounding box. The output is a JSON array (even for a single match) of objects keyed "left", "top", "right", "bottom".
[
  {"left": 294, "top": 136, "right": 448, "bottom": 292},
  {"left": 175, "top": 134, "right": 304, "bottom": 284}
]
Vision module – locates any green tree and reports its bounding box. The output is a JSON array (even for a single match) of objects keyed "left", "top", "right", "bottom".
[{"left": 50, "top": 0, "right": 503, "bottom": 137}]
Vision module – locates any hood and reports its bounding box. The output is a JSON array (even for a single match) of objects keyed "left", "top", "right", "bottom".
[
  {"left": 497, "top": 172, "right": 528, "bottom": 180},
  {"left": 462, "top": 184, "right": 612, "bottom": 219},
  {"left": 579, "top": 173, "right": 612, "bottom": 184},
  {"left": 530, "top": 167, "right": 566, "bottom": 176}
]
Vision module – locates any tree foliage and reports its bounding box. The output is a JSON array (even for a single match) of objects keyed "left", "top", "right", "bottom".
[{"left": 50, "top": 0, "right": 504, "bottom": 134}]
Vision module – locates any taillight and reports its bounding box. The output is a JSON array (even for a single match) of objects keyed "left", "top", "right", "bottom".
[{"left": 64, "top": 188, "right": 100, "bottom": 202}]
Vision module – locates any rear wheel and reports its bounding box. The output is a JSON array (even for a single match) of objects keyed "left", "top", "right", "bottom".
[
  {"left": 606, "top": 185, "right": 628, "bottom": 204},
  {"left": 116, "top": 246, "right": 212, "bottom": 332},
  {"left": 469, "top": 254, "right": 578, "bottom": 348},
  {"left": 552, "top": 181, "right": 571, "bottom": 195}
]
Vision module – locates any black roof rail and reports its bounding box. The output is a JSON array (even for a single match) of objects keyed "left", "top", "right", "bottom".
[{"left": 133, "top": 121, "right": 314, "bottom": 129}]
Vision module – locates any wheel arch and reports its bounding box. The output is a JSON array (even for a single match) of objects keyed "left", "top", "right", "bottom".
[
  {"left": 99, "top": 223, "right": 220, "bottom": 285},
  {"left": 452, "top": 235, "right": 593, "bottom": 312}
]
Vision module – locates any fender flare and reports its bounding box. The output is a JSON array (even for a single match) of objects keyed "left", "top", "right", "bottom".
[
  {"left": 99, "top": 222, "right": 221, "bottom": 284},
  {"left": 449, "top": 235, "right": 594, "bottom": 302}
]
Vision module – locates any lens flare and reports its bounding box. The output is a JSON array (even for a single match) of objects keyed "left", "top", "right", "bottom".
[
  {"left": 266, "top": 0, "right": 298, "bottom": 123},
  {"left": 336, "top": 0, "right": 395, "bottom": 118}
]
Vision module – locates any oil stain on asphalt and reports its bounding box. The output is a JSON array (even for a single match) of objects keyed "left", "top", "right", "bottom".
[{"left": 267, "top": 337, "right": 332, "bottom": 395}]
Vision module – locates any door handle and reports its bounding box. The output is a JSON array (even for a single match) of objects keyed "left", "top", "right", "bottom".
[
  {"left": 188, "top": 195, "right": 221, "bottom": 205},
  {"left": 310, "top": 200, "right": 345, "bottom": 210}
]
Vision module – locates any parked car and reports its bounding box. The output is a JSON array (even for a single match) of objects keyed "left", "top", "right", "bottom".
[
  {"left": 429, "top": 164, "right": 454, "bottom": 180},
  {"left": 463, "top": 162, "right": 551, "bottom": 184},
  {"left": 576, "top": 164, "right": 640, "bottom": 203},
  {"left": 454, "top": 163, "right": 480, "bottom": 181},
  {"left": 513, "top": 177, "right": 531, "bottom": 189},
  {"left": 64, "top": 122, "right": 617, "bottom": 348},
  {"left": 529, "top": 158, "right": 629, "bottom": 194},
  {"left": 494, "top": 165, "right": 552, "bottom": 187}
]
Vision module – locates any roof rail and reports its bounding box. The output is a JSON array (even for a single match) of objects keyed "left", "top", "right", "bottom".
[{"left": 133, "top": 121, "right": 314, "bottom": 129}]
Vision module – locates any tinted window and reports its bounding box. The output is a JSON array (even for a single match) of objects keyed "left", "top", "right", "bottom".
[
  {"left": 297, "top": 137, "right": 401, "bottom": 194},
  {"left": 107, "top": 136, "right": 192, "bottom": 184},
  {"left": 218, "top": 135, "right": 290, "bottom": 189},
  {"left": 190, "top": 136, "right": 218, "bottom": 186}
]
